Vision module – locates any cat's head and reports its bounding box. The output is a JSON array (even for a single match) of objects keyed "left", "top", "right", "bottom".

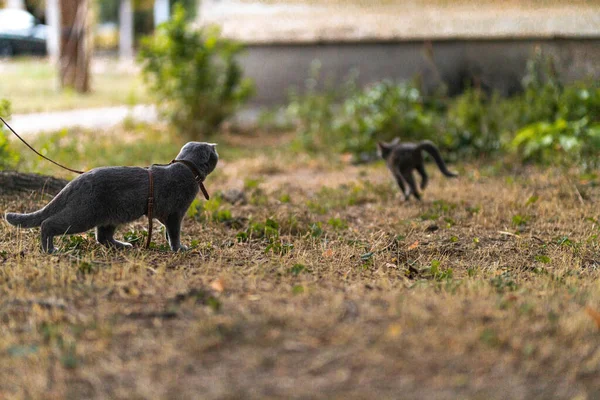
[
  {"left": 377, "top": 137, "right": 400, "bottom": 159},
  {"left": 176, "top": 142, "right": 219, "bottom": 179}
]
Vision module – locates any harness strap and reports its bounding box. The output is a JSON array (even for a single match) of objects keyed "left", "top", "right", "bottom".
[
  {"left": 145, "top": 168, "right": 154, "bottom": 249},
  {"left": 171, "top": 159, "right": 210, "bottom": 200},
  {"left": 144, "top": 160, "right": 210, "bottom": 249}
]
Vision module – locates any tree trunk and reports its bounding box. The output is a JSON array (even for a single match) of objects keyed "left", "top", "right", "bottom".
[
  {"left": 0, "top": 171, "right": 67, "bottom": 195},
  {"left": 59, "top": 0, "right": 91, "bottom": 93},
  {"left": 6, "top": 0, "right": 25, "bottom": 9},
  {"left": 119, "top": 0, "right": 134, "bottom": 60},
  {"left": 46, "top": 0, "right": 61, "bottom": 64}
]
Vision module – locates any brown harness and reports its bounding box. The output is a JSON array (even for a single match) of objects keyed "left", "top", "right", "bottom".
[{"left": 145, "top": 159, "right": 210, "bottom": 249}]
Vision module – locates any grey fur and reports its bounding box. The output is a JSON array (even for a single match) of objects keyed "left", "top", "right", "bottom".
[
  {"left": 5, "top": 142, "right": 218, "bottom": 253},
  {"left": 377, "top": 139, "right": 457, "bottom": 201}
]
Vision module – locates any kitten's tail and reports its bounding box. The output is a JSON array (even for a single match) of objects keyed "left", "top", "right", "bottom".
[{"left": 417, "top": 141, "right": 458, "bottom": 178}]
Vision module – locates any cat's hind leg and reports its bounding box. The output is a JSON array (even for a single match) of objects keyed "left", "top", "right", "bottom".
[
  {"left": 40, "top": 213, "right": 94, "bottom": 253},
  {"left": 96, "top": 225, "right": 132, "bottom": 250},
  {"left": 40, "top": 220, "right": 57, "bottom": 253}
]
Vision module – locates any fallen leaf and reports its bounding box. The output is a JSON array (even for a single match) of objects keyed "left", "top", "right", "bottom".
[
  {"left": 323, "top": 249, "right": 334, "bottom": 258},
  {"left": 210, "top": 278, "right": 225, "bottom": 293},
  {"left": 386, "top": 323, "right": 403, "bottom": 338},
  {"left": 407, "top": 241, "right": 419, "bottom": 250},
  {"left": 118, "top": 286, "right": 140, "bottom": 298},
  {"left": 585, "top": 306, "right": 600, "bottom": 329}
]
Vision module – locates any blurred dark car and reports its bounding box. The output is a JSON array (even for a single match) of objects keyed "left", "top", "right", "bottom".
[{"left": 0, "top": 8, "right": 47, "bottom": 56}]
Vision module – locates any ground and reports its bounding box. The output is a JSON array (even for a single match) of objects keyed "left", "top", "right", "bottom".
[{"left": 1, "top": 128, "right": 600, "bottom": 399}]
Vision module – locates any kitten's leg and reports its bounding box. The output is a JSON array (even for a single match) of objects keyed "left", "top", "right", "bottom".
[
  {"left": 165, "top": 213, "right": 187, "bottom": 252},
  {"left": 96, "top": 225, "right": 132, "bottom": 249},
  {"left": 403, "top": 171, "right": 421, "bottom": 201},
  {"left": 416, "top": 163, "right": 429, "bottom": 190},
  {"left": 393, "top": 169, "right": 411, "bottom": 200}
]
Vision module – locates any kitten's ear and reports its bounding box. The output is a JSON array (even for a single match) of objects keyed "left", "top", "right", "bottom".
[{"left": 377, "top": 142, "right": 388, "bottom": 158}]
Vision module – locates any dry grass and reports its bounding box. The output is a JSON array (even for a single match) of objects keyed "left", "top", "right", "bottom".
[{"left": 1, "top": 140, "right": 600, "bottom": 399}]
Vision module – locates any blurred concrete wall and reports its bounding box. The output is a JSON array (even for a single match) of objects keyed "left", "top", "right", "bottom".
[
  {"left": 241, "top": 39, "right": 600, "bottom": 106},
  {"left": 199, "top": 1, "right": 600, "bottom": 105}
]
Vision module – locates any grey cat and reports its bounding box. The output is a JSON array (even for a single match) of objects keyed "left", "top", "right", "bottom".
[
  {"left": 5, "top": 142, "right": 218, "bottom": 253},
  {"left": 377, "top": 138, "right": 458, "bottom": 200}
]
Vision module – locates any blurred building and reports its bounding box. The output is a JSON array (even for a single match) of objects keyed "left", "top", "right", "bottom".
[
  {"left": 6, "top": 0, "right": 25, "bottom": 9},
  {"left": 199, "top": 0, "right": 600, "bottom": 105}
]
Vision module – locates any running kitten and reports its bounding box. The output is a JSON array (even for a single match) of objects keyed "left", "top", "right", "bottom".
[
  {"left": 377, "top": 138, "right": 457, "bottom": 200},
  {"left": 5, "top": 142, "right": 218, "bottom": 253}
]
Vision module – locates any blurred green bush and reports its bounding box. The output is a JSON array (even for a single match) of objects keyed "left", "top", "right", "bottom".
[
  {"left": 336, "top": 79, "right": 439, "bottom": 156},
  {"left": 511, "top": 54, "right": 600, "bottom": 170},
  {"left": 0, "top": 99, "right": 19, "bottom": 170},
  {"left": 283, "top": 51, "right": 600, "bottom": 170},
  {"left": 137, "top": 4, "right": 254, "bottom": 139}
]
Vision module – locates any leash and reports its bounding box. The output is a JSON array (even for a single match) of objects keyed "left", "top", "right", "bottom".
[
  {"left": 1, "top": 116, "right": 210, "bottom": 250},
  {"left": 0, "top": 116, "right": 85, "bottom": 174}
]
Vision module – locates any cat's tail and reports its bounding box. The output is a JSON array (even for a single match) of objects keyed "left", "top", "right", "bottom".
[
  {"left": 5, "top": 192, "right": 66, "bottom": 228},
  {"left": 417, "top": 140, "right": 458, "bottom": 178},
  {"left": 5, "top": 210, "right": 48, "bottom": 228}
]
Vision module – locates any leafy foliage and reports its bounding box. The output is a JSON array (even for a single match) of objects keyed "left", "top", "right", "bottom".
[
  {"left": 512, "top": 118, "right": 600, "bottom": 169},
  {"left": 444, "top": 88, "right": 517, "bottom": 159},
  {"left": 282, "top": 51, "right": 600, "bottom": 170},
  {"left": 336, "top": 79, "right": 439, "bottom": 156},
  {"left": 137, "top": 4, "right": 254, "bottom": 139},
  {"left": 511, "top": 56, "right": 600, "bottom": 170}
]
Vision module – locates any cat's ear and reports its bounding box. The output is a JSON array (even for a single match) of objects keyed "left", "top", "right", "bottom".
[{"left": 377, "top": 141, "right": 388, "bottom": 158}]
